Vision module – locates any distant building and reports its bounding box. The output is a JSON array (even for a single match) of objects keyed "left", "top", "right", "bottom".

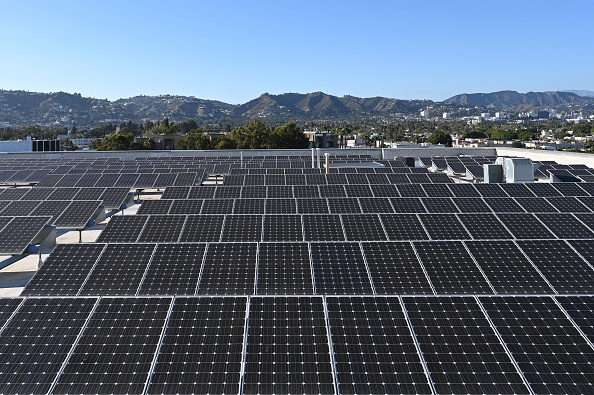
[
  {"left": 139, "top": 134, "right": 185, "bottom": 150},
  {"left": 480, "top": 113, "right": 490, "bottom": 120},
  {"left": 304, "top": 132, "right": 337, "bottom": 148},
  {"left": 442, "top": 112, "right": 450, "bottom": 119},
  {"left": 538, "top": 110, "right": 550, "bottom": 119},
  {"left": 0, "top": 136, "right": 60, "bottom": 152},
  {"left": 420, "top": 110, "right": 430, "bottom": 118}
]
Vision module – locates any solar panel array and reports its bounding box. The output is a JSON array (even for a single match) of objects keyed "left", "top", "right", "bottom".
[{"left": 4, "top": 153, "right": 594, "bottom": 394}]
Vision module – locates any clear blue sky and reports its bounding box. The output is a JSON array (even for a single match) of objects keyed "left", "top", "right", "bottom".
[{"left": 1, "top": 0, "right": 592, "bottom": 103}]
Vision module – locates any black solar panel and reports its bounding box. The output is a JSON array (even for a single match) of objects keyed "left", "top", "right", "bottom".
[
  {"left": 297, "top": 198, "right": 329, "bottom": 214},
  {"left": 358, "top": 197, "right": 393, "bottom": 213},
  {"left": 451, "top": 197, "right": 492, "bottom": 213},
  {"left": 474, "top": 183, "right": 508, "bottom": 197},
  {"left": 515, "top": 197, "right": 559, "bottom": 212},
  {"left": 240, "top": 185, "right": 267, "bottom": 198},
  {"left": 257, "top": 242, "right": 314, "bottom": 294},
  {"left": 551, "top": 182, "right": 588, "bottom": 196},
  {"left": 396, "top": 184, "right": 426, "bottom": 197},
  {"left": 418, "top": 213, "right": 471, "bottom": 240},
  {"left": 0, "top": 298, "right": 97, "bottom": 395},
  {"left": 310, "top": 242, "right": 373, "bottom": 294},
  {"left": 465, "top": 241, "right": 554, "bottom": 294},
  {"left": 369, "top": 183, "right": 398, "bottom": 197},
  {"left": 483, "top": 197, "right": 525, "bottom": 213},
  {"left": 517, "top": 240, "right": 594, "bottom": 294},
  {"left": 303, "top": 214, "right": 345, "bottom": 241},
  {"left": 148, "top": 297, "right": 246, "bottom": 395},
  {"left": 497, "top": 213, "right": 556, "bottom": 239},
  {"left": 53, "top": 297, "right": 171, "bottom": 394},
  {"left": 53, "top": 200, "right": 101, "bottom": 228},
  {"left": 447, "top": 183, "right": 480, "bottom": 197},
  {"left": 389, "top": 197, "right": 427, "bottom": 213},
  {"left": 328, "top": 197, "right": 361, "bottom": 213},
  {"left": 327, "top": 296, "right": 432, "bottom": 394},
  {"left": 344, "top": 184, "right": 373, "bottom": 197},
  {"left": 422, "top": 183, "right": 454, "bottom": 197},
  {"left": 404, "top": 296, "right": 530, "bottom": 394},
  {"left": 556, "top": 295, "right": 594, "bottom": 344},
  {"left": 535, "top": 213, "right": 594, "bottom": 238},
  {"left": 188, "top": 186, "right": 216, "bottom": 199},
  {"left": 267, "top": 185, "right": 293, "bottom": 198},
  {"left": 137, "top": 215, "right": 185, "bottom": 242},
  {"left": 414, "top": 241, "right": 493, "bottom": 293},
  {"left": 161, "top": 186, "right": 191, "bottom": 199},
  {"left": 263, "top": 215, "right": 303, "bottom": 241},
  {"left": 318, "top": 184, "right": 346, "bottom": 197},
  {"left": 179, "top": 215, "right": 224, "bottom": 242},
  {"left": 198, "top": 243, "right": 257, "bottom": 295},
  {"left": 233, "top": 198, "right": 265, "bottom": 214},
  {"left": 96, "top": 215, "right": 148, "bottom": 242},
  {"left": 21, "top": 244, "right": 105, "bottom": 296},
  {"left": 138, "top": 243, "right": 206, "bottom": 295},
  {"left": 457, "top": 213, "right": 513, "bottom": 239},
  {"left": 221, "top": 214, "right": 262, "bottom": 242},
  {"left": 362, "top": 241, "right": 432, "bottom": 293},
  {"left": 547, "top": 196, "right": 591, "bottom": 212},
  {"left": 294, "top": 185, "right": 320, "bottom": 198},
  {"left": 167, "top": 198, "right": 203, "bottom": 214},
  {"left": 201, "top": 198, "right": 234, "bottom": 214},
  {"left": 1, "top": 200, "right": 41, "bottom": 216},
  {"left": 479, "top": 296, "right": 594, "bottom": 394},
  {"left": 78, "top": 243, "right": 156, "bottom": 295},
  {"left": 243, "top": 297, "right": 335, "bottom": 395},
  {"left": 422, "top": 197, "right": 460, "bottom": 213},
  {"left": 0, "top": 216, "right": 51, "bottom": 254},
  {"left": 341, "top": 213, "right": 387, "bottom": 241},
  {"left": 137, "top": 199, "right": 173, "bottom": 214}
]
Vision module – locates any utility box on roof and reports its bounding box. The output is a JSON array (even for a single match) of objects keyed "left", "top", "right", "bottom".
[
  {"left": 484, "top": 164, "right": 503, "bottom": 183},
  {"left": 503, "top": 158, "right": 534, "bottom": 183}
]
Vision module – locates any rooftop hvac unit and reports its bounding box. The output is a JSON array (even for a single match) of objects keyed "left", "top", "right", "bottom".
[
  {"left": 483, "top": 164, "right": 503, "bottom": 183},
  {"left": 503, "top": 158, "right": 534, "bottom": 183}
]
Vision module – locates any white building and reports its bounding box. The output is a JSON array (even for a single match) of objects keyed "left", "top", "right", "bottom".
[
  {"left": 442, "top": 112, "right": 450, "bottom": 119},
  {"left": 420, "top": 110, "right": 430, "bottom": 118}
]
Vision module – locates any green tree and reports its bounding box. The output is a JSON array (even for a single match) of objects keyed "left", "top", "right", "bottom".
[
  {"left": 511, "top": 141, "right": 526, "bottom": 148},
  {"left": 97, "top": 133, "right": 134, "bottom": 151},
  {"left": 184, "top": 128, "right": 211, "bottom": 150},
  {"left": 462, "top": 130, "right": 487, "bottom": 139},
  {"left": 214, "top": 135, "right": 235, "bottom": 150},
  {"left": 231, "top": 119, "right": 270, "bottom": 149},
  {"left": 270, "top": 121, "right": 309, "bottom": 149},
  {"left": 427, "top": 131, "right": 453, "bottom": 146}
]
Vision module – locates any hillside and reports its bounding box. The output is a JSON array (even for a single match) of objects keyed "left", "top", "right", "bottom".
[{"left": 444, "top": 90, "right": 594, "bottom": 111}]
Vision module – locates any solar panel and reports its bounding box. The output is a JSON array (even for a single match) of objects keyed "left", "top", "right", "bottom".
[
  {"left": 404, "top": 296, "right": 530, "bottom": 394},
  {"left": 535, "top": 213, "right": 594, "bottom": 238},
  {"left": 388, "top": 197, "right": 425, "bottom": 213},
  {"left": 267, "top": 185, "right": 293, "bottom": 198},
  {"left": 188, "top": 186, "right": 216, "bottom": 199},
  {"left": 263, "top": 215, "right": 303, "bottom": 241},
  {"left": 161, "top": 186, "right": 191, "bottom": 200},
  {"left": 457, "top": 213, "right": 513, "bottom": 239},
  {"left": 496, "top": 213, "right": 556, "bottom": 238},
  {"left": 328, "top": 197, "right": 361, "bottom": 214},
  {"left": 78, "top": 243, "right": 156, "bottom": 295},
  {"left": 241, "top": 185, "right": 267, "bottom": 198},
  {"left": 358, "top": 197, "right": 393, "bottom": 213},
  {"left": 198, "top": 243, "right": 257, "bottom": 295},
  {"left": 0, "top": 216, "right": 51, "bottom": 254},
  {"left": 179, "top": 215, "right": 224, "bottom": 242},
  {"left": 414, "top": 240, "right": 494, "bottom": 294},
  {"left": 479, "top": 295, "right": 594, "bottom": 394},
  {"left": 318, "top": 184, "right": 346, "bottom": 198},
  {"left": 137, "top": 215, "right": 185, "bottom": 242},
  {"left": 551, "top": 182, "right": 588, "bottom": 196},
  {"left": 450, "top": 197, "right": 491, "bottom": 213},
  {"left": 296, "top": 198, "right": 329, "bottom": 214},
  {"left": 233, "top": 198, "right": 265, "bottom": 214},
  {"left": 153, "top": 173, "right": 178, "bottom": 188},
  {"left": 556, "top": 295, "right": 594, "bottom": 344},
  {"left": 53, "top": 200, "right": 102, "bottom": 228},
  {"left": 418, "top": 213, "right": 471, "bottom": 240},
  {"left": 396, "top": 184, "right": 427, "bottom": 197},
  {"left": 310, "top": 242, "right": 373, "bottom": 294},
  {"left": 0, "top": 298, "right": 97, "bottom": 394},
  {"left": 500, "top": 183, "right": 536, "bottom": 197},
  {"left": 221, "top": 214, "right": 262, "bottom": 242},
  {"left": 294, "top": 185, "right": 320, "bottom": 198},
  {"left": 341, "top": 213, "right": 387, "bottom": 241},
  {"left": 0, "top": 298, "right": 22, "bottom": 326},
  {"left": 35, "top": 174, "right": 64, "bottom": 188},
  {"left": 264, "top": 198, "right": 296, "bottom": 214},
  {"left": 362, "top": 241, "right": 432, "bottom": 293},
  {"left": 52, "top": 297, "right": 171, "bottom": 394},
  {"left": 369, "top": 183, "right": 398, "bottom": 197},
  {"left": 257, "top": 242, "right": 314, "bottom": 294},
  {"left": 99, "top": 187, "right": 131, "bottom": 209},
  {"left": 137, "top": 199, "right": 173, "bottom": 214},
  {"left": 93, "top": 173, "right": 121, "bottom": 188},
  {"left": 474, "top": 183, "right": 508, "bottom": 197},
  {"left": 243, "top": 297, "right": 335, "bottom": 395},
  {"left": 21, "top": 244, "right": 106, "bottom": 296},
  {"left": 21, "top": 187, "right": 55, "bottom": 200},
  {"left": 465, "top": 241, "right": 554, "bottom": 294},
  {"left": 514, "top": 197, "right": 559, "bottom": 212},
  {"left": 422, "top": 183, "right": 454, "bottom": 197},
  {"left": 138, "top": 243, "right": 206, "bottom": 295},
  {"left": 327, "top": 296, "right": 432, "bottom": 394},
  {"left": 517, "top": 240, "right": 594, "bottom": 294},
  {"left": 148, "top": 297, "right": 246, "bottom": 395},
  {"left": 447, "top": 183, "right": 481, "bottom": 197},
  {"left": 214, "top": 185, "right": 242, "bottom": 198},
  {"left": 0, "top": 200, "right": 42, "bottom": 215},
  {"left": 421, "top": 197, "right": 460, "bottom": 213},
  {"left": 172, "top": 172, "right": 197, "bottom": 186},
  {"left": 482, "top": 197, "right": 525, "bottom": 213},
  {"left": 303, "top": 214, "right": 345, "bottom": 241},
  {"left": 167, "top": 198, "right": 204, "bottom": 214},
  {"left": 379, "top": 214, "right": 429, "bottom": 240},
  {"left": 545, "top": 196, "right": 590, "bottom": 212},
  {"left": 201, "top": 198, "right": 234, "bottom": 214},
  {"left": 96, "top": 215, "right": 148, "bottom": 242},
  {"left": 524, "top": 182, "right": 562, "bottom": 197}
]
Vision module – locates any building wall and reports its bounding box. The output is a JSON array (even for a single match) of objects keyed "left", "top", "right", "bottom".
[{"left": 0, "top": 140, "right": 33, "bottom": 153}]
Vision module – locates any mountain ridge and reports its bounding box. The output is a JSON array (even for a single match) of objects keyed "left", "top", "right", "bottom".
[{"left": 1, "top": 89, "right": 593, "bottom": 126}]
